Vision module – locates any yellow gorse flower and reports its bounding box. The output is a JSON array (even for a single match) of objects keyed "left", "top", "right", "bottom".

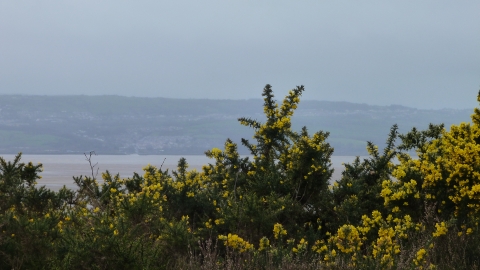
[
  {"left": 273, "top": 223, "right": 287, "bottom": 239},
  {"left": 258, "top": 237, "right": 270, "bottom": 251},
  {"left": 218, "top": 233, "right": 254, "bottom": 253},
  {"left": 433, "top": 222, "right": 448, "bottom": 237}
]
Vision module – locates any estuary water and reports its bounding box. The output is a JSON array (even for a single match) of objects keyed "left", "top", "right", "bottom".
[{"left": 0, "top": 154, "right": 367, "bottom": 191}]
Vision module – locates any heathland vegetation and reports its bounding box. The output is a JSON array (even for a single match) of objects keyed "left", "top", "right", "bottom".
[{"left": 1, "top": 85, "right": 480, "bottom": 269}]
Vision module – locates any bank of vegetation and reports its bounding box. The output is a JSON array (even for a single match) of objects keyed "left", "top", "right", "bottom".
[{"left": 1, "top": 85, "right": 479, "bottom": 269}]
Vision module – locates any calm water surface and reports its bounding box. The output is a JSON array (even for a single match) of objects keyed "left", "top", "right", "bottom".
[{"left": 0, "top": 154, "right": 366, "bottom": 190}]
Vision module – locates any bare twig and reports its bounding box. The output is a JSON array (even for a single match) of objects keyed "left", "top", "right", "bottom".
[
  {"left": 159, "top": 158, "right": 166, "bottom": 171},
  {"left": 84, "top": 151, "right": 99, "bottom": 180}
]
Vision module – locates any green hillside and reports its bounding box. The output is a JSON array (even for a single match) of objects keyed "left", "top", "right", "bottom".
[{"left": 0, "top": 95, "right": 471, "bottom": 155}]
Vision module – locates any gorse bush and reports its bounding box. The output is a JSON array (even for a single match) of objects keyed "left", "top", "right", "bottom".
[{"left": 1, "top": 84, "right": 480, "bottom": 269}]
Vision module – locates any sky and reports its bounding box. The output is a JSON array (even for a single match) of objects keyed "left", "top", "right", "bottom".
[{"left": 1, "top": 1, "right": 479, "bottom": 109}]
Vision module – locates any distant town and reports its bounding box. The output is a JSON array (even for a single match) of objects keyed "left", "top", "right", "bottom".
[{"left": 0, "top": 95, "right": 472, "bottom": 156}]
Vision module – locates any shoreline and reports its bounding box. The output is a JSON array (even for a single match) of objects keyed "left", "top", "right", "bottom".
[{"left": 1, "top": 154, "right": 366, "bottom": 191}]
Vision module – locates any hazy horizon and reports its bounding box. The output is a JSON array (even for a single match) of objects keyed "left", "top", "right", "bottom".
[
  {"left": 1, "top": 1, "right": 479, "bottom": 109},
  {"left": 0, "top": 93, "right": 476, "bottom": 110}
]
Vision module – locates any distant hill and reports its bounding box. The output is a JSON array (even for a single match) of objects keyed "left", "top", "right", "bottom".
[{"left": 0, "top": 95, "right": 472, "bottom": 156}]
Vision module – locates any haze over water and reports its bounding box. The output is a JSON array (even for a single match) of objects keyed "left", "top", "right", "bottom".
[{"left": 1, "top": 155, "right": 364, "bottom": 191}]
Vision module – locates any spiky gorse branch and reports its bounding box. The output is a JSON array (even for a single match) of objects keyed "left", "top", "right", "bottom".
[
  {"left": 239, "top": 84, "right": 304, "bottom": 160},
  {"left": 0, "top": 153, "right": 42, "bottom": 189},
  {"left": 238, "top": 85, "right": 333, "bottom": 205}
]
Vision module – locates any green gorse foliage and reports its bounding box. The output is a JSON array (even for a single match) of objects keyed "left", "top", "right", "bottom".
[{"left": 1, "top": 85, "right": 480, "bottom": 269}]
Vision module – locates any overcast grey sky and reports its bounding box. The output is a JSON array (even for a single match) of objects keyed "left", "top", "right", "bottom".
[{"left": 1, "top": 1, "right": 479, "bottom": 109}]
